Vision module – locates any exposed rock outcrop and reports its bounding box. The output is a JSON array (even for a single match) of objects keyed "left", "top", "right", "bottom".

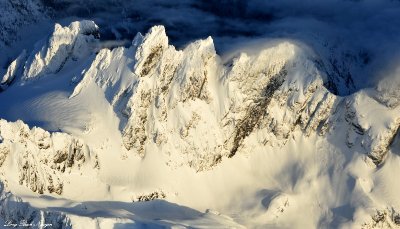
[
  {"left": 0, "top": 119, "right": 98, "bottom": 195},
  {"left": 3, "top": 22, "right": 400, "bottom": 171},
  {"left": 22, "top": 20, "right": 99, "bottom": 81},
  {"left": 62, "top": 24, "right": 400, "bottom": 170}
]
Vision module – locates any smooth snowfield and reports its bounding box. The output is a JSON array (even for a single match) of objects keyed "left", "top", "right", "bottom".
[{"left": 0, "top": 21, "right": 400, "bottom": 228}]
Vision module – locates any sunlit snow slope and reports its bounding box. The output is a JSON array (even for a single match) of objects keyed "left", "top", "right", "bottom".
[{"left": 1, "top": 21, "right": 400, "bottom": 228}]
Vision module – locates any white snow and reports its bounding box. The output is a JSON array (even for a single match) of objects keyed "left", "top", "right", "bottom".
[
  {"left": 0, "top": 21, "right": 400, "bottom": 229},
  {"left": 22, "top": 20, "right": 99, "bottom": 81}
]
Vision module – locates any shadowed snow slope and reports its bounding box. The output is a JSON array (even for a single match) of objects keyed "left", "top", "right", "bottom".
[{"left": 1, "top": 21, "right": 400, "bottom": 228}]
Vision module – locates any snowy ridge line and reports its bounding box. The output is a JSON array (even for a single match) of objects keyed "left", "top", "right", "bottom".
[
  {"left": 2, "top": 21, "right": 400, "bottom": 170},
  {"left": 22, "top": 20, "right": 99, "bottom": 82},
  {"left": 2, "top": 20, "right": 400, "bottom": 228},
  {"left": 1, "top": 20, "right": 99, "bottom": 88}
]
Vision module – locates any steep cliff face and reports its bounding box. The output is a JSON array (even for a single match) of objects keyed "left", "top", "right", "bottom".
[
  {"left": 4, "top": 21, "right": 396, "bottom": 170},
  {"left": 1, "top": 20, "right": 99, "bottom": 91},
  {"left": 222, "top": 43, "right": 336, "bottom": 155},
  {"left": 0, "top": 50, "right": 26, "bottom": 91},
  {"left": 1, "top": 21, "right": 400, "bottom": 228},
  {"left": 22, "top": 20, "right": 99, "bottom": 81},
  {"left": 65, "top": 22, "right": 399, "bottom": 170}
]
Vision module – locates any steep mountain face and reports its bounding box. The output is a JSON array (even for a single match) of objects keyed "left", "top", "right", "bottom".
[
  {"left": 1, "top": 21, "right": 400, "bottom": 228},
  {"left": 67, "top": 25, "right": 339, "bottom": 170},
  {"left": 22, "top": 21, "right": 99, "bottom": 82},
  {"left": 1, "top": 20, "right": 99, "bottom": 91},
  {"left": 53, "top": 22, "right": 399, "bottom": 169}
]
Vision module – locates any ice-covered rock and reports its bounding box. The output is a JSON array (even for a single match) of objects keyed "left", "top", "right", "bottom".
[
  {"left": 0, "top": 119, "right": 98, "bottom": 195},
  {"left": 21, "top": 20, "right": 99, "bottom": 81},
  {"left": 222, "top": 42, "right": 338, "bottom": 156},
  {"left": 2, "top": 21, "right": 400, "bottom": 228},
  {"left": 3, "top": 23, "right": 399, "bottom": 171},
  {"left": 341, "top": 92, "right": 400, "bottom": 165},
  {"left": 362, "top": 208, "right": 400, "bottom": 229},
  {"left": 67, "top": 26, "right": 331, "bottom": 170},
  {"left": 0, "top": 50, "right": 26, "bottom": 91},
  {"left": 72, "top": 25, "right": 220, "bottom": 168},
  {"left": 66, "top": 24, "right": 400, "bottom": 170}
]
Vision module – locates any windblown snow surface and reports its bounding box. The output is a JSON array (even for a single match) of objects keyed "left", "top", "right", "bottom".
[{"left": 1, "top": 1, "right": 400, "bottom": 229}]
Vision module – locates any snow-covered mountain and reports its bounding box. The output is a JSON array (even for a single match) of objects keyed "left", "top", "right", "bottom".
[{"left": 1, "top": 15, "right": 400, "bottom": 229}]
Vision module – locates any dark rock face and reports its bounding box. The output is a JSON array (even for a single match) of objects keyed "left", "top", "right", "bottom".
[
  {"left": 228, "top": 69, "right": 287, "bottom": 158},
  {"left": 0, "top": 0, "right": 48, "bottom": 46},
  {"left": 134, "top": 191, "right": 166, "bottom": 202}
]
